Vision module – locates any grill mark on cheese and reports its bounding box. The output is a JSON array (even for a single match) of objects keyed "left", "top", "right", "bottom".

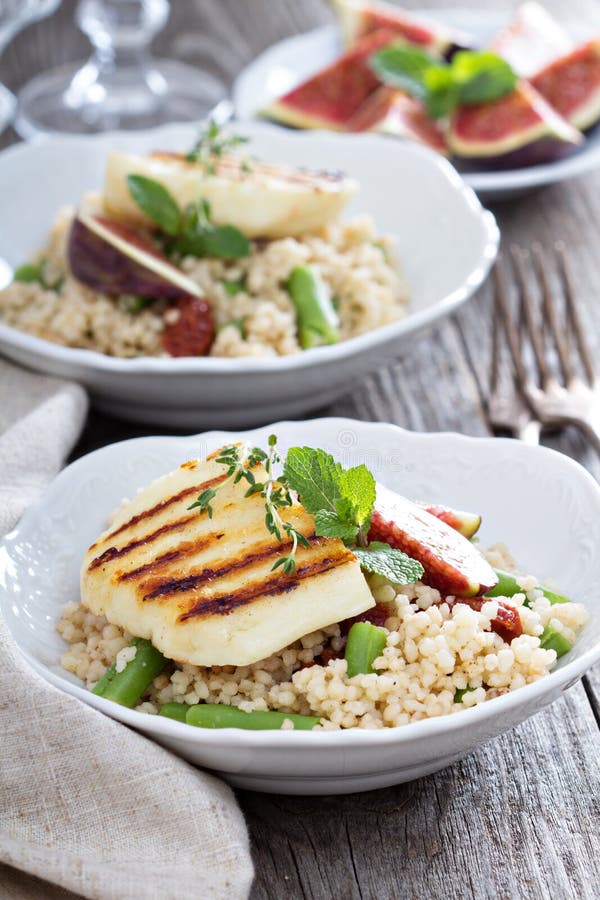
[
  {"left": 178, "top": 548, "right": 355, "bottom": 620},
  {"left": 87, "top": 514, "right": 198, "bottom": 571},
  {"left": 117, "top": 531, "right": 226, "bottom": 582},
  {"left": 140, "top": 531, "right": 322, "bottom": 601},
  {"left": 99, "top": 471, "right": 231, "bottom": 543}
]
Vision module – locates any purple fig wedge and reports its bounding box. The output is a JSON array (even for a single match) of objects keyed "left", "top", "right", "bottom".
[
  {"left": 345, "top": 86, "right": 449, "bottom": 154},
  {"left": 421, "top": 504, "right": 481, "bottom": 539},
  {"left": 489, "top": 1, "right": 573, "bottom": 77},
  {"left": 68, "top": 210, "right": 203, "bottom": 299},
  {"left": 448, "top": 81, "right": 583, "bottom": 168},
  {"left": 369, "top": 486, "right": 497, "bottom": 597},
  {"left": 531, "top": 37, "right": 600, "bottom": 131}
]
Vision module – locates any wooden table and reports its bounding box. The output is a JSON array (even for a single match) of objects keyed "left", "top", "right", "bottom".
[{"left": 2, "top": 2, "right": 599, "bottom": 897}]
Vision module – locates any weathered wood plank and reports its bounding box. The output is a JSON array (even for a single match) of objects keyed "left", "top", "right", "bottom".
[{"left": 241, "top": 683, "right": 600, "bottom": 900}]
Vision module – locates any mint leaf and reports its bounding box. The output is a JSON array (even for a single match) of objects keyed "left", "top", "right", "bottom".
[
  {"left": 339, "top": 464, "right": 376, "bottom": 528},
  {"left": 127, "top": 175, "right": 181, "bottom": 236},
  {"left": 451, "top": 50, "right": 517, "bottom": 105},
  {"left": 190, "top": 225, "right": 250, "bottom": 259},
  {"left": 284, "top": 447, "right": 343, "bottom": 515},
  {"left": 353, "top": 544, "right": 424, "bottom": 585},
  {"left": 370, "top": 45, "right": 437, "bottom": 99},
  {"left": 371, "top": 46, "right": 518, "bottom": 119},
  {"left": 314, "top": 510, "right": 358, "bottom": 542},
  {"left": 171, "top": 201, "right": 250, "bottom": 259},
  {"left": 424, "top": 66, "right": 458, "bottom": 118}
]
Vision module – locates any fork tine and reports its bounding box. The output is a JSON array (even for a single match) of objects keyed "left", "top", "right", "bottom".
[
  {"left": 532, "top": 243, "right": 575, "bottom": 384},
  {"left": 555, "top": 242, "right": 596, "bottom": 385},
  {"left": 493, "top": 260, "right": 531, "bottom": 395},
  {"left": 510, "top": 246, "right": 551, "bottom": 387}
]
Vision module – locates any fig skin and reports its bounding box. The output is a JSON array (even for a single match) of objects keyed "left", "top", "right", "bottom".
[
  {"left": 422, "top": 504, "right": 481, "bottom": 539},
  {"left": 369, "top": 487, "right": 497, "bottom": 598},
  {"left": 68, "top": 214, "right": 201, "bottom": 300}
]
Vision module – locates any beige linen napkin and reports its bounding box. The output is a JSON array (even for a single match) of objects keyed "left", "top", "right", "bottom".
[{"left": 0, "top": 359, "right": 254, "bottom": 900}]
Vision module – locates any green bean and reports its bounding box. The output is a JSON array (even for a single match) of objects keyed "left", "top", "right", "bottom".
[
  {"left": 287, "top": 264, "right": 340, "bottom": 349},
  {"left": 453, "top": 687, "right": 475, "bottom": 703},
  {"left": 344, "top": 621, "right": 387, "bottom": 678},
  {"left": 486, "top": 569, "right": 570, "bottom": 606},
  {"left": 186, "top": 704, "right": 319, "bottom": 731},
  {"left": 92, "top": 638, "right": 167, "bottom": 708},
  {"left": 159, "top": 702, "right": 189, "bottom": 722},
  {"left": 539, "top": 625, "right": 572, "bottom": 658}
]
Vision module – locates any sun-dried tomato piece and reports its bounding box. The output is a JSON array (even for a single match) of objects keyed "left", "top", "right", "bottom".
[
  {"left": 163, "top": 295, "right": 215, "bottom": 357},
  {"left": 458, "top": 596, "right": 523, "bottom": 644},
  {"left": 339, "top": 602, "right": 391, "bottom": 636}
]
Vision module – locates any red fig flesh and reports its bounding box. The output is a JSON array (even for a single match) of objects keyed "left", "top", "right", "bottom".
[
  {"left": 261, "top": 29, "right": 396, "bottom": 130},
  {"left": 369, "top": 486, "right": 497, "bottom": 597},
  {"left": 489, "top": 2, "right": 573, "bottom": 78},
  {"left": 345, "top": 86, "right": 449, "bottom": 154},
  {"left": 68, "top": 211, "right": 203, "bottom": 300},
  {"left": 332, "top": 0, "right": 471, "bottom": 56},
  {"left": 422, "top": 504, "right": 481, "bottom": 539},
  {"left": 531, "top": 37, "right": 600, "bottom": 131},
  {"left": 162, "top": 296, "right": 215, "bottom": 357},
  {"left": 448, "top": 81, "right": 583, "bottom": 168}
]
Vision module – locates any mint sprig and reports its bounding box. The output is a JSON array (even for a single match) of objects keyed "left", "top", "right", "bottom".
[
  {"left": 126, "top": 176, "right": 250, "bottom": 260},
  {"left": 190, "top": 437, "right": 423, "bottom": 586},
  {"left": 353, "top": 542, "right": 424, "bottom": 585},
  {"left": 370, "top": 45, "right": 518, "bottom": 119}
]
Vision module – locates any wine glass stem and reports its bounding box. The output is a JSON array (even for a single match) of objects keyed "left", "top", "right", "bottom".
[{"left": 77, "top": 0, "right": 169, "bottom": 72}]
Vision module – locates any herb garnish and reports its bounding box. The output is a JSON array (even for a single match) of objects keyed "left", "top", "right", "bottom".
[
  {"left": 189, "top": 436, "right": 424, "bottom": 584},
  {"left": 185, "top": 119, "right": 250, "bottom": 174},
  {"left": 13, "top": 258, "right": 64, "bottom": 291},
  {"left": 126, "top": 175, "right": 250, "bottom": 260},
  {"left": 370, "top": 46, "right": 518, "bottom": 119}
]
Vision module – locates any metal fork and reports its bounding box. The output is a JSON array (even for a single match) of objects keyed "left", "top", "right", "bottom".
[
  {"left": 493, "top": 244, "right": 600, "bottom": 452},
  {"left": 486, "top": 261, "right": 541, "bottom": 445}
]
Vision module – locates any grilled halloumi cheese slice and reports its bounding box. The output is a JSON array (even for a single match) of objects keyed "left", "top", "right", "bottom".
[
  {"left": 81, "top": 448, "right": 374, "bottom": 666},
  {"left": 102, "top": 151, "right": 357, "bottom": 239}
]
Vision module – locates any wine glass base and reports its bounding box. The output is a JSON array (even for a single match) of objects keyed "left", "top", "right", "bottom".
[
  {"left": 15, "top": 58, "right": 225, "bottom": 138},
  {"left": 0, "top": 82, "right": 16, "bottom": 134}
]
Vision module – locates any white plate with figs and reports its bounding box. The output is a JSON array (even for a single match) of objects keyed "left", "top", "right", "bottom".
[
  {"left": 1, "top": 418, "right": 599, "bottom": 794},
  {"left": 0, "top": 121, "right": 497, "bottom": 427},
  {"left": 233, "top": 4, "right": 600, "bottom": 201}
]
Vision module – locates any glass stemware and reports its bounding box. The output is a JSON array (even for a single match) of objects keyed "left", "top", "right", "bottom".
[
  {"left": 16, "top": 0, "right": 225, "bottom": 137},
  {"left": 0, "top": 0, "right": 61, "bottom": 134}
]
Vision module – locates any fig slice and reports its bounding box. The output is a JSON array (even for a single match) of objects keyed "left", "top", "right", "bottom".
[
  {"left": 261, "top": 28, "right": 396, "bottom": 130},
  {"left": 332, "top": 0, "right": 471, "bottom": 56},
  {"left": 368, "top": 486, "right": 497, "bottom": 597},
  {"left": 345, "top": 86, "right": 449, "bottom": 154},
  {"left": 448, "top": 81, "right": 583, "bottom": 168},
  {"left": 530, "top": 37, "right": 600, "bottom": 131},
  {"left": 68, "top": 210, "right": 203, "bottom": 299},
  {"left": 489, "top": 1, "right": 573, "bottom": 78},
  {"left": 421, "top": 504, "right": 481, "bottom": 539}
]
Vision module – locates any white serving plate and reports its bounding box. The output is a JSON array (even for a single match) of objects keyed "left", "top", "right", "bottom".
[
  {"left": 233, "top": 9, "right": 600, "bottom": 202},
  {"left": 0, "top": 121, "right": 497, "bottom": 428},
  {"left": 1, "top": 418, "right": 599, "bottom": 795}
]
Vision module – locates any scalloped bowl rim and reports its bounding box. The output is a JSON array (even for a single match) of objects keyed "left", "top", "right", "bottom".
[
  {"left": 0, "top": 124, "right": 498, "bottom": 375},
  {"left": 2, "top": 418, "right": 599, "bottom": 751}
]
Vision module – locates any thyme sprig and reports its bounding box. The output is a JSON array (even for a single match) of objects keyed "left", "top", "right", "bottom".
[
  {"left": 186, "top": 119, "right": 250, "bottom": 174},
  {"left": 188, "top": 436, "right": 309, "bottom": 574}
]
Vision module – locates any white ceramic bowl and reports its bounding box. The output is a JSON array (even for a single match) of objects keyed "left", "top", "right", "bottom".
[
  {"left": 233, "top": 10, "right": 600, "bottom": 202},
  {"left": 0, "top": 122, "right": 498, "bottom": 427},
  {"left": 1, "top": 418, "right": 599, "bottom": 795}
]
